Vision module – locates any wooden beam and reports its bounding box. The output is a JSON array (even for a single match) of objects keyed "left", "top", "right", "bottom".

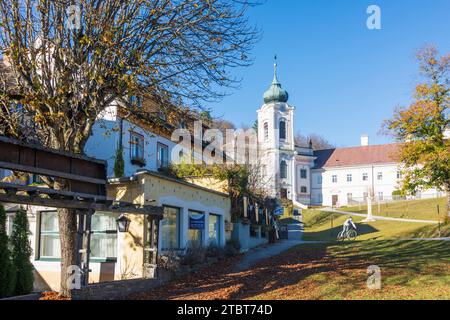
[
  {"left": 0, "top": 182, "right": 107, "bottom": 201},
  {"left": 0, "top": 161, "right": 106, "bottom": 185},
  {"left": 0, "top": 193, "right": 163, "bottom": 216}
]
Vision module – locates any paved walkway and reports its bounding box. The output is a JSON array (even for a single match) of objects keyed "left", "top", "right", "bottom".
[
  {"left": 234, "top": 239, "right": 314, "bottom": 272},
  {"left": 324, "top": 208, "right": 439, "bottom": 224}
]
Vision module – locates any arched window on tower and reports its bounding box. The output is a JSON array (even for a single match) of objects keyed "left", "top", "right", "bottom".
[
  {"left": 264, "top": 122, "right": 269, "bottom": 141},
  {"left": 280, "top": 160, "right": 288, "bottom": 179},
  {"left": 279, "top": 120, "right": 286, "bottom": 140}
]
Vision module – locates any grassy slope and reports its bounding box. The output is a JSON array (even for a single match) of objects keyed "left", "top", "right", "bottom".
[
  {"left": 251, "top": 241, "right": 450, "bottom": 300},
  {"left": 339, "top": 197, "right": 446, "bottom": 222}
]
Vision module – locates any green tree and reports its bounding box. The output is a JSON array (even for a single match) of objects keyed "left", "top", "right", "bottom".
[
  {"left": 113, "top": 145, "right": 125, "bottom": 178},
  {"left": 11, "top": 209, "right": 34, "bottom": 296},
  {"left": 385, "top": 46, "right": 450, "bottom": 219},
  {"left": 0, "top": 204, "right": 15, "bottom": 298}
]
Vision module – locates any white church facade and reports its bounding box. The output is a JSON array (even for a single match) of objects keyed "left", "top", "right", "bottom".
[{"left": 256, "top": 65, "right": 444, "bottom": 208}]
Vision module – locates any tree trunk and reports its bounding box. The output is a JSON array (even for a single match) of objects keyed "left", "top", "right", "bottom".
[{"left": 58, "top": 208, "right": 78, "bottom": 297}]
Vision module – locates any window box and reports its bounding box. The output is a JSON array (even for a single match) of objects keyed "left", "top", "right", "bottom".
[{"left": 130, "top": 156, "right": 146, "bottom": 167}]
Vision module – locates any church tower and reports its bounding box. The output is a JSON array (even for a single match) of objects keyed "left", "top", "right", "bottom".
[{"left": 257, "top": 62, "right": 296, "bottom": 200}]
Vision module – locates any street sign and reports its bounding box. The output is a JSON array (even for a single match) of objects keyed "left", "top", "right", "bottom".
[{"left": 189, "top": 214, "right": 205, "bottom": 230}]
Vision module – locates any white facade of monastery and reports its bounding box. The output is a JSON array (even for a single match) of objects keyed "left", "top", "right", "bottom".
[{"left": 256, "top": 66, "right": 445, "bottom": 208}]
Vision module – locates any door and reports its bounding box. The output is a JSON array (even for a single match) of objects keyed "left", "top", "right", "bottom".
[{"left": 332, "top": 195, "right": 339, "bottom": 207}]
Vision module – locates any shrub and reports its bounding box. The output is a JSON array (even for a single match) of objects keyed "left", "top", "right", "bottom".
[
  {"left": 11, "top": 209, "right": 34, "bottom": 296},
  {"left": 205, "top": 243, "right": 225, "bottom": 259},
  {"left": 181, "top": 243, "right": 206, "bottom": 267},
  {"left": 158, "top": 249, "right": 182, "bottom": 272},
  {"left": 224, "top": 239, "right": 241, "bottom": 257},
  {"left": 113, "top": 145, "right": 125, "bottom": 178},
  {"left": 0, "top": 204, "right": 15, "bottom": 298}
]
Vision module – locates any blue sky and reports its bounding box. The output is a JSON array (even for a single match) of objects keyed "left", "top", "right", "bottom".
[{"left": 208, "top": 0, "right": 450, "bottom": 147}]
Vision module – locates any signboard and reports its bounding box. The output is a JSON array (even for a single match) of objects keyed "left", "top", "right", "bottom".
[
  {"left": 189, "top": 214, "right": 205, "bottom": 230},
  {"left": 273, "top": 207, "right": 284, "bottom": 216}
]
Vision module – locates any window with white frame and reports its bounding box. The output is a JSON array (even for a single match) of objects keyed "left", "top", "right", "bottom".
[
  {"left": 347, "top": 174, "right": 352, "bottom": 182},
  {"left": 208, "top": 214, "right": 221, "bottom": 246},
  {"left": 160, "top": 206, "right": 181, "bottom": 250},
  {"left": 280, "top": 161, "right": 288, "bottom": 179},
  {"left": 347, "top": 193, "right": 353, "bottom": 202},
  {"left": 264, "top": 122, "right": 269, "bottom": 141},
  {"left": 188, "top": 210, "right": 204, "bottom": 248},
  {"left": 377, "top": 172, "right": 383, "bottom": 181},
  {"left": 300, "top": 186, "right": 308, "bottom": 193},
  {"left": 332, "top": 175, "right": 337, "bottom": 183},
  {"left": 300, "top": 169, "right": 307, "bottom": 179},
  {"left": 157, "top": 142, "right": 169, "bottom": 169},
  {"left": 38, "top": 211, "right": 118, "bottom": 260},
  {"left": 130, "top": 132, "right": 144, "bottom": 160},
  {"left": 90, "top": 212, "right": 118, "bottom": 260},
  {"left": 279, "top": 120, "right": 286, "bottom": 140},
  {"left": 317, "top": 175, "right": 323, "bottom": 185},
  {"left": 378, "top": 192, "right": 384, "bottom": 200},
  {"left": 397, "top": 171, "right": 403, "bottom": 179},
  {"left": 39, "top": 211, "right": 60, "bottom": 259},
  {"left": 363, "top": 192, "right": 368, "bottom": 201},
  {"left": 362, "top": 173, "right": 368, "bottom": 181},
  {"left": 6, "top": 213, "right": 14, "bottom": 237}
]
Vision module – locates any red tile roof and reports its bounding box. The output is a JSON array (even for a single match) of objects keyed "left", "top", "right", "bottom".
[{"left": 314, "top": 143, "right": 401, "bottom": 168}]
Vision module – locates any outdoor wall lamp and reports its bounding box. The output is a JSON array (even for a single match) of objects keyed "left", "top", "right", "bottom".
[{"left": 116, "top": 214, "right": 131, "bottom": 233}]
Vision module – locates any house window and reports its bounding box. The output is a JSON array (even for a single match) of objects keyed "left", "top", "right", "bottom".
[
  {"left": 129, "top": 96, "right": 142, "bottom": 108},
  {"left": 6, "top": 213, "right": 14, "bottom": 237},
  {"left": 363, "top": 192, "right": 368, "bottom": 201},
  {"left": 332, "top": 175, "right": 337, "bottom": 183},
  {"left": 317, "top": 175, "right": 323, "bottom": 185},
  {"left": 160, "top": 206, "right": 181, "bottom": 250},
  {"left": 280, "top": 161, "right": 288, "bottom": 179},
  {"left": 397, "top": 171, "right": 403, "bottom": 179},
  {"left": 300, "top": 169, "right": 307, "bottom": 179},
  {"left": 279, "top": 120, "right": 286, "bottom": 140},
  {"left": 347, "top": 174, "right": 352, "bottom": 182},
  {"left": 188, "top": 210, "right": 204, "bottom": 248},
  {"left": 208, "top": 214, "right": 221, "bottom": 246},
  {"left": 157, "top": 143, "right": 169, "bottom": 169},
  {"left": 362, "top": 173, "right": 368, "bottom": 181},
  {"left": 264, "top": 122, "right": 269, "bottom": 141},
  {"left": 39, "top": 211, "right": 60, "bottom": 259},
  {"left": 300, "top": 186, "right": 308, "bottom": 193},
  {"left": 90, "top": 212, "right": 118, "bottom": 260},
  {"left": 378, "top": 192, "right": 384, "bottom": 200},
  {"left": 130, "top": 132, "right": 144, "bottom": 160},
  {"left": 377, "top": 172, "right": 383, "bottom": 181},
  {"left": 39, "top": 211, "right": 118, "bottom": 260},
  {"left": 280, "top": 188, "right": 288, "bottom": 199},
  {"left": 347, "top": 193, "right": 353, "bottom": 202}
]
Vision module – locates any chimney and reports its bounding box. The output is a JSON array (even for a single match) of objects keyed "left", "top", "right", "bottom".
[{"left": 361, "top": 134, "right": 369, "bottom": 146}]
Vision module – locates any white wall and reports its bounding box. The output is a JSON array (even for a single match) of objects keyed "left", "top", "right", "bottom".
[{"left": 311, "top": 163, "right": 403, "bottom": 207}]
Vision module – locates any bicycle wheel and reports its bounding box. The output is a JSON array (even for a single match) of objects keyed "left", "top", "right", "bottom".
[
  {"left": 347, "top": 229, "right": 357, "bottom": 241},
  {"left": 337, "top": 231, "right": 344, "bottom": 241}
]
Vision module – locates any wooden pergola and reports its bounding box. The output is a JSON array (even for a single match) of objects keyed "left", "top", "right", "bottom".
[{"left": 0, "top": 136, "right": 163, "bottom": 286}]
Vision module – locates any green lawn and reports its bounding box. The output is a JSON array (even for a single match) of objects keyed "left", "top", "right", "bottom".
[
  {"left": 338, "top": 197, "right": 446, "bottom": 221},
  {"left": 302, "top": 207, "right": 449, "bottom": 242}
]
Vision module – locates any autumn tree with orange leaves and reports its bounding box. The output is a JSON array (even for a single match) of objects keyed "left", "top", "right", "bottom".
[{"left": 385, "top": 46, "right": 450, "bottom": 219}]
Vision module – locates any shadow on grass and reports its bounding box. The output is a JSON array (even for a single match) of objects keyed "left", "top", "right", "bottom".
[
  {"left": 131, "top": 239, "right": 450, "bottom": 300},
  {"left": 302, "top": 223, "right": 379, "bottom": 241}
]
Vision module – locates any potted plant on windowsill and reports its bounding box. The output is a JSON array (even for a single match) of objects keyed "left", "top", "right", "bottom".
[{"left": 130, "top": 156, "right": 146, "bottom": 167}]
